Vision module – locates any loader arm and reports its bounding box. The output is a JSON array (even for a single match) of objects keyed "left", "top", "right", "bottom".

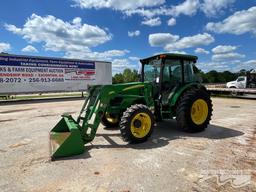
[{"left": 77, "top": 85, "right": 116, "bottom": 142}]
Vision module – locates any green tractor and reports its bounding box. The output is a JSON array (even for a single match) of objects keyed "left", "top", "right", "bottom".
[{"left": 49, "top": 53, "right": 213, "bottom": 159}]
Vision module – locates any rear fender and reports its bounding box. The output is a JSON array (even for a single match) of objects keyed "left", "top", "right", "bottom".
[{"left": 169, "top": 83, "right": 205, "bottom": 107}]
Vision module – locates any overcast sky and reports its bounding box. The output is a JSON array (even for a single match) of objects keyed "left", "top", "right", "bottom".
[{"left": 0, "top": 0, "right": 255, "bottom": 74}]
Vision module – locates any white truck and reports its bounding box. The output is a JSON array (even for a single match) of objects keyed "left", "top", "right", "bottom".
[{"left": 226, "top": 72, "right": 256, "bottom": 89}]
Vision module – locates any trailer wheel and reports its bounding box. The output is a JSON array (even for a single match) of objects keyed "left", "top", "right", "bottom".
[
  {"left": 101, "top": 112, "right": 119, "bottom": 128},
  {"left": 176, "top": 89, "right": 212, "bottom": 132},
  {"left": 120, "top": 104, "right": 154, "bottom": 143}
]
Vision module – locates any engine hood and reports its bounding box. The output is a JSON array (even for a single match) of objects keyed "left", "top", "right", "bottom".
[
  {"left": 226, "top": 81, "right": 236, "bottom": 87},
  {"left": 227, "top": 81, "right": 236, "bottom": 84}
]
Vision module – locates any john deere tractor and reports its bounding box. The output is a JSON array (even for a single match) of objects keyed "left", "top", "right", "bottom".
[{"left": 50, "top": 53, "right": 212, "bottom": 159}]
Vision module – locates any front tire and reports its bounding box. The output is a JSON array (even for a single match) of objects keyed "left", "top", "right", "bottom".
[
  {"left": 176, "top": 89, "right": 212, "bottom": 132},
  {"left": 101, "top": 112, "right": 119, "bottom": 128},
  {"left": 120, "top": 104, "right": 154, "bottom": 143}
]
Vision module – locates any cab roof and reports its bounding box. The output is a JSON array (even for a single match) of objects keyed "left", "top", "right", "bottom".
[{"left": 140, "top": 53, "right": 198, "bottom": 64}]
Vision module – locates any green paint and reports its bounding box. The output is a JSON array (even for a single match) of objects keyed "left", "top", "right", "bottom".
[
  {"left": 50, "top": 116, "right": 84, "bottom": 159},
  {"left": 169, "top": 83, "right": 201, "bottom": 107}
]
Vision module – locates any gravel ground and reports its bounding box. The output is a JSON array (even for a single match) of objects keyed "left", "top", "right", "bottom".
[{"left": 0, "top": 97, "right": 255, "bottom": 192}]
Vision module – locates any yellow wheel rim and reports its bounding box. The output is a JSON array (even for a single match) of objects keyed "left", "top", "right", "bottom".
[
  {"left": 131, "top": 112, "right": 151, "bottom": 138},
  {"left": 191, "top": 99, "right": 209, "bottom": 125},
  {"left": 105, "top": 113, "right": 118, "bottom": 124}
]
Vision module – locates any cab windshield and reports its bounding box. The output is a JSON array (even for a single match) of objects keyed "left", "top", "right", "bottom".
[
  {"left": 143, "top": 58, "right": 195, "bottom": 84},
  {"left": 144, "top": 59, "right": 161, "bottom": 83}
]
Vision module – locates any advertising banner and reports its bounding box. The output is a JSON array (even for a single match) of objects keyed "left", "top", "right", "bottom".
[{"left": 0, "top": 54, "right": 101, "bottom": 94}]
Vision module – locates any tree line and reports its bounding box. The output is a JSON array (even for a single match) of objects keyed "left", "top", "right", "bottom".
[
  {"left": 193, "top": 66, "right": 251, "bottom": 83},
  {"left": 112, "top": 69, "right": 139, "bottom": 84},
  {"left": 112, "top": 67, "right": 251, "bottom": 84}
]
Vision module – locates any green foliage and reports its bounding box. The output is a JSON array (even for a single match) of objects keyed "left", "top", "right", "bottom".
[
  {"left": 112, "top": 68, "right": 139, "bottom": 84},
  {"left": 194, "top": 69, "right": 246, "bottom": 83},
  {"left": 112, "top": 73, "right": 124, "bottom": 84},
  {"left": 238, "top": 69, "right": 247, "bottom": 76},
  {"left": 222, "top": 71, "right": 237, "bottom": 82}
]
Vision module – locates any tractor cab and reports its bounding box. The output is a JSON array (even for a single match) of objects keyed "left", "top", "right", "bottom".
[
  {"left": 140, "top": 53, "right": 198, "bottom": 92},
  {"left": 140, "top": 53, "right": 198, "bottom": 119}
]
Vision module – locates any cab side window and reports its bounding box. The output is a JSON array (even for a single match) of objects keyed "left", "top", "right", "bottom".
[
  {"left": 237, "top": 77, "right": 245, "bottom": 82},
  {"left": 164, "top": 59, "right": 182, "bottom": 83},
  {"left": 184, "top": 60, "right": 194, "bottom": 82}
]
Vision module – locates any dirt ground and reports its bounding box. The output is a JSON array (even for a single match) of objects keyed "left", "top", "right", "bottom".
[{"left": 0, "top": 97, "right": 255, "bottom": 192}]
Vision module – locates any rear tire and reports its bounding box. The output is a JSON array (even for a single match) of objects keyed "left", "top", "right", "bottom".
[
  {"left": 119, "top": 104, "right": 154, "bottom": 143},
  {"left": 176, "top": 89, "right": 212, "bottom": 133}
]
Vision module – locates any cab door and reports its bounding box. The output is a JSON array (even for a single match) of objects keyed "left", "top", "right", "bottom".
[{"left": 237, "top": 77, "right": 246, "bottom": 88}]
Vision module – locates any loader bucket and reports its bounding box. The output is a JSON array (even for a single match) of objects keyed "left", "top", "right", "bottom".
[{"left": 49, "top": 114, "right": 84, "bottom": 160}]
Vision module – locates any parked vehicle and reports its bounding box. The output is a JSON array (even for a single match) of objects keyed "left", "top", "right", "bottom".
[{"left": 226, "top": 71, "right": 256, "bottom": 89}]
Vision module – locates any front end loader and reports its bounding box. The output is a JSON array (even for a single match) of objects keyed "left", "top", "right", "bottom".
[
  {"left": 49, "top": 53, "right": 213, "bottom": 159},
  {"left": 49, "top": 83, "right": 154, "bottom": 160}
]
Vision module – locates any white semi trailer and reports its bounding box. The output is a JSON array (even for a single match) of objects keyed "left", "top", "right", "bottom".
[{"left": 0, "top": 53, "right": 112, "bottom": 94}]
